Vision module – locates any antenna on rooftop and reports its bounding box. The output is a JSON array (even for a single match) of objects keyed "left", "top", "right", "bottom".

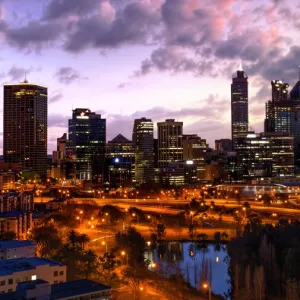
[{"left": 24, "top": 71, "right": 28, "bottom": 83}]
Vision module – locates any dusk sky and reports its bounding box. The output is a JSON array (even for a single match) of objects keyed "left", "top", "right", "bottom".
[{"left": 0, "top": 0, "right": 299, "bottom": 153}]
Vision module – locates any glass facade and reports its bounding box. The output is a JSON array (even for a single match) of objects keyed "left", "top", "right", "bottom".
[
  {"left": 3, "top": 82, "right": 48, "bottom": 178},
  {"left": 68, "top": 109, "right": 106, "bottom": 181},
  {"left": 132, "top": 118, "right": 154, "bottom": 185},
  {"left": 231, "top": 68, "right": 248, "bottom": 149}
]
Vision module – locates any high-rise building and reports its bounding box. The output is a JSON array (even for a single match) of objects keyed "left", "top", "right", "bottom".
[
  {"left": 271, "top": 80, "right": 289, "bottom": 102},
  {"left": 68, "top": 108, "right": 106, "bottom": 181},
  {"left": 183, "top": 134, "right": 207, "bottom": 180},
  {"left": 132, "top": 118, "right": 154, "bottom": 185},
  {"left": 231, "top": 63, "right": 248, "bottom": 149},
  {"left": 157, "top": 119, "right": 183, "bottom": 169},
  {"left": 235, "top": 132, "right": 294, "bottom": 179},
  {"left": 105, "top": 134, "right": 135, "bottom": 189},
  {"left": 3, "top": 80, "right": 47, "bottom": 177},
  {"left": 265, "top": 78, "right": 300, "bottom": 170}
]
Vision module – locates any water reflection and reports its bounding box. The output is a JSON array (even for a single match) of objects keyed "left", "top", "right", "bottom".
[{"left": 145, "top": 242, "right": 229, "bottom": 297}]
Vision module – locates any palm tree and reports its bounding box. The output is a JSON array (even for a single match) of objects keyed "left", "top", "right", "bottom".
[
  {"left": 67, "top": 230, "right": 90, "bottom": 250},
  {"left": 197, "top": 233, "right": 208, "bottom": 243}
]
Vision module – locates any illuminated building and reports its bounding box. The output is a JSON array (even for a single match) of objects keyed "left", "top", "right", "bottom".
[
  {"left": 183, "top": 134, "right": 207, "bottom": 180},
  {"left": 265, "top": 78, "right": 300, "bottom": 170},
  {"left": 105, "top": 134, "right": 134, "bottom": 189},
  {"left": 51, "top": 133, "right": 75, "bottom": 180},
  {"left": 157, "top": 119, "right": 183, "bottom": 168},
  {"left": 68, "top": 109, "right": 106, "bottom": 181},
  {"left": 231, "top": 63, "right": 248, "bottom": 149},
  {"left": 3, "top": 80, "right": 47, "bottom": 177},
  {"left": 235, "top": 132, "right": 294, "bottom": 179},
  {"left": 159, "top": 161, "right": 197, "bottom": 186},
  {"left": 132, "top": 118, "right": 154, "bottom": 185}
]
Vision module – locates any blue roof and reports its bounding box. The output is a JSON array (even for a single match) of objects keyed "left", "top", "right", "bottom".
[
  {"left": 0, "top": 279, "right": 111, "bottom": 300},
  {"left": 0, "top": 240, "right": 36, "bottom": 250},
  {"left": 0, "top": 257, "right": 65, "bottom": 276},
  {"left": 0, "top": 210, "right": 25, "bottom": 218},
  {"left": 51, "top": 279, "right": 111, "bottom": 299}
]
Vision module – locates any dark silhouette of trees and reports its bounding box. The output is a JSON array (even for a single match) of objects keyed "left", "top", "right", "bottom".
[
  {"left": 0, "top": 231, "right": 17, "bottom": 241},
  {"left": 156, "top": 223, "right": 167, "bottom": 241}
]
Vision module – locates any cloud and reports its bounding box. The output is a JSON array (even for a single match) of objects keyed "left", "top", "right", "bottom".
[
  {"left": 44, "top": 0, "right": 100, "bottom": 20},
  {"left": 5, "top": 21, "right": 62, "bottom": 50},
  {"left": 117, "top": 82, "right": 131, "bottom": 89},
  {"left": 64, "top": 1, "right": 158, "bottom": 52},
  {"left": 54, "top": 67, "right": 84, "bottom": 84},
  {"left": 49, "top": 91, "right": 63, "bottom": 104}
]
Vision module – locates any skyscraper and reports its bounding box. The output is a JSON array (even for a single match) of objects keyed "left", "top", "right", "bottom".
[
  {"left": 132, "top": 118, "right": 154, "bottom": 185},
  {"left": 231, "top": 63, "right": 248, "bottom": 149},
  {"left": 265, "top": 78, "right": 300, "bottom": 170},
  {"left": 157, "top": 119, "right": 183, "bottom": 168},
  {"left": 3, "top": 80, "right": 48, "bottom": 177},
  {"left": 68, "top": 108, "right": 106, "bottom": 181}
]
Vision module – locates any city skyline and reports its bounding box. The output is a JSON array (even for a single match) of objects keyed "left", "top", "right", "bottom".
[{"left": 0, "top": 0, "right": 299, "bottom": 152}]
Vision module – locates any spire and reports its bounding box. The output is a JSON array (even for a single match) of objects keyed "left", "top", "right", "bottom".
[
  {"left": 23, "top": 71, "right": 28, "bottom": 83},
  {"left": 238, "top": 60, "right": 243, "bottom": 71}
]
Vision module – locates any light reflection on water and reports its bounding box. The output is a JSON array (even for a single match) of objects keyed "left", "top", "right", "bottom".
[{"left": 145, "top": 242, "right": 230, "bottom": 297}]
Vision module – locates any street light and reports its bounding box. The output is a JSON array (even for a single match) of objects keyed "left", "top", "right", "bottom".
[
  {"left": 101, "top": 241, "right": 108, "bottom": 252},
  {"left": 203, "top": 283, "right": 211, "bottom": 300}
]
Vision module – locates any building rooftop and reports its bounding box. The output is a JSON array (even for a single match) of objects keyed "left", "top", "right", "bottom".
[
  {"left": 110, "top": 134, "right": 131, "bottom": 144},
  {"left": 0, "top": 257, "right": 64, "bottom": 276},
  {"left": 0, "top": 240, "right": 36, "bottom": 250},
  {"left": 51, "top": 279, "right": 111, "bottom": 299},
  {"left": 0, "top": 279, "right": 111, "bottom": 300}
]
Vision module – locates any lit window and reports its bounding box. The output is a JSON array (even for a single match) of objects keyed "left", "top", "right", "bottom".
[{"left": 31, "top": 275, "right": 37, "bottom": 280}]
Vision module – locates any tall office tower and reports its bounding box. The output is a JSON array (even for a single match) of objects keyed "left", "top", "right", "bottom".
[
  {"left": 271, "top": 80, "right": 289, "bottom": 102},
  {"left": 132, "top": 118, "right": 154, "bottom": 185},
  {"left": 105, "top": 134, "right": 135, "bottom": 189},
  {"left": 157, "top": 119, "right": 183, "bottom": 168},
  {"left": 183, "top": 134, "right": 207, "bottom": 180},
  {"left": 3, "top": 80, "right": 47, "bottom": 177},
  {"left": 68, "top": 108, "right": 106, "bottom": 181},
  {"left": 231, "top": 63, "right": 248, "bottom": 149},
  {"left": 265, "top": 78, "right": 300, "bottom": 170}
]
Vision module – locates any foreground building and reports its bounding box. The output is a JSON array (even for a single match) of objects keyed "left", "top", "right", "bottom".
[
  {"left": 1, "top": 279, "right": 112, "bottom": 299},
  {"left": 235, "top": 132, "right": 294, "bottom": 180},
  {"left": 0, "top": 257, "right": 66, "bottom": 293},
  {"left": 3, "top": 80, "right": 48, "bottom": 178},
  {"left": 0, "top": 241, "right": 36, "bottom": 260},
  {"left": 231, "top": 63, "right": 249, "bottom": 149},
  {"left": 68, "top": 109, "right": 106, "bottom": 181},
  {"left": 132, "top": 118, "right": 154, "bottom": 185}
]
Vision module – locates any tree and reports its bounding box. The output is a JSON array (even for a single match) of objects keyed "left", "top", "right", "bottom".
[
  {"left": 100, "top": 205, "right": 124, "bottom": 224},
  {"left": 157, "top": 223, "right": 166, "bottom": 241},
  {"left": 98, "top": 251, "right": 120, "bottom": 285},
  {"left": 66, "top": 230, "right": 90, "bottom": 250},
  {"left": 197, "top": 233, "right": 208, "bottom": 243},
  {"left": 221, "top": 231, "right": 229, "bottom": 242},
  {"left": 188, "top": 224, "right": 197, "bottom": 241},
  {"left": 78, "top": 249, "right": 99, "bottom": 279},
  {"left": 122, "top": 267, "right": 145, "bottom": 300},
  {"left": 115, "top": 226, "right": 146, "bottom": 266},
  {"left": 214, "top": 231, "right": 221, "bottom": 243},
  {"left": 30, "top": 225, "right": 62, "bottom": 258},
  {"left": 0, "top": 231, "right": 17, "bottom": 240}
]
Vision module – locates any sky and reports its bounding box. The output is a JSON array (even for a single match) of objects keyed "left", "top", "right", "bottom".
[{"left": 0, "top": 0, "right": 299, "bottom": 153}]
